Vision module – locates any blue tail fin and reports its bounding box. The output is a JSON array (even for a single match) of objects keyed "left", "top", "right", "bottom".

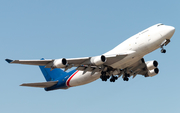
[{"left": 39, "top": 58, "right": 67, "bottom": 81}]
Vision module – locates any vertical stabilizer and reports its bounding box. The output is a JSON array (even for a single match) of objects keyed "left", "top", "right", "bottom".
[{"left": 39, "top": 58, "right": 67, "bottom": 81}]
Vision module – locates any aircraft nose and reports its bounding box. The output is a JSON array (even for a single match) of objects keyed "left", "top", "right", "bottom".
[
  {"left": 168, "top": 26, "right": 175, "bottom": 35},
  {"left": 160, "top": 25, "right": 175, "bottom": 39}
]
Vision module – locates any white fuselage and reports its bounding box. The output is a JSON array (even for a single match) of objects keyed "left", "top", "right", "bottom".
[{"left": 67, "top": 24, "right": 175, "bottom": 87}]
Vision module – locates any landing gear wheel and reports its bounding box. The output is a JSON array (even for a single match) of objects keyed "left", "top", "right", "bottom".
[
  {"left": 110, "top": 76, "right": 117, "bottom": 82},
  {"left": 123, "top": 73, "right": 129, "bottom": 81},
  {"left": 100, "top": 72, "right": 110, "bottom": 82},
  {"left": 110, "top": 78, "right": 115, "bottom": 82},
  {"left": 101, "top": 71, "right": 106, "bottom": 75},
  {"left": 101, "top": 76, "right": 107, "bottom": 81},
  {"left": 123, "top": 77, "right": 129, "bottom": 81},
  {"left": 114, "top": 76, "right": 118, "bottom": 80},
  {"left": 126, "top": 77, "right": 129, "bottom": 81},
  {"left": 125, "top": 73, "right": 130, "bottom": 77},
  {"left": 104, "top": 78, "right": 107, "bottom": 81},
  {"left": 161, "top": 49, "right": 166, "bottom": 53}
]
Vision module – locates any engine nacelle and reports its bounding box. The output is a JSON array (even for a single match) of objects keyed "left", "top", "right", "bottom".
[
  {"left": 90, "top": 55, "right": 106, "bottom": 65},
  {"left": 146, "top": 60, "right": 158, "bottom": 70},
  {"left": 52, "top": 58, "right": 67, "bottom": 68},
  {"left": 148, "top": 68, "right": 159, "bottom": 77}
]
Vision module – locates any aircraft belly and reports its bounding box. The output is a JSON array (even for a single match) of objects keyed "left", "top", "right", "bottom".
[{"left": 69, "top": 71, "right": 101, "bottom": 87}]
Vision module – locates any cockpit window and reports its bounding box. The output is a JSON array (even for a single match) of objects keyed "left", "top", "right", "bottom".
[{"left": 157, "top": 23, "right": 164, "bottom": 27}]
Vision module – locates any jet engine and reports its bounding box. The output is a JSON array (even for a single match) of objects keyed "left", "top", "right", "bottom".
[
  {"left": 90, "top": 55, "right": 106, "bottom": 65},
  {"left": 148, "top": 68, "right": 159, "bottom": 77},
  {"left": 52, "top": 58, "right": 67, "bottom": 68},
  {"left": 146, "top": 60, "right": 158, "bottom": 70}
]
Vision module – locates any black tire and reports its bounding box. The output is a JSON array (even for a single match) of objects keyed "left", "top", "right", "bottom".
[
  {"left": 126, "top": 78, "right": 129, "bottom": 81},
  {"left": 110, "top": 79, "right": 113, "bottom": 82},
  {"left": 161, "top": 49, "right": 166, "bottom": 53},
  {"left": 123, "top": 77, "right": 126, "bottom": 81},
  {"left": 163, "top": 49, "right": 166, "bottom": 53}
]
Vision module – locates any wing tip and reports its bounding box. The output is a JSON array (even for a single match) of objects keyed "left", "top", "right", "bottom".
[
  {"left": 20, "top": 84, "right": 24, "bottom": 86},
  {"left": 40, "top": 58, "right": 45, "bottom": 60},
  {"left": 5, "top": 59, "right": 13, "bottom": 63}
]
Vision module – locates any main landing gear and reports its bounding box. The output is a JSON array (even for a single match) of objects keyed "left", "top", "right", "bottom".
[
  {"left": 100, "top": 69, "right": 131, "bottom": 82},
  {"left": 123, "top": 73, "right": 130, "bottom": 81},
  {"left": 110, "top": 75, "right": 118, "bottom": 82},
  {"left": 100, "top": 71, "right": 110, "bottom": 81},
  {"left": 100, "top": 71, "right": 118, "bottom": 82}
]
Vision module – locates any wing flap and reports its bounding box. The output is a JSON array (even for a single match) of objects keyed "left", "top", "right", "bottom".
[
  {"left": 76, "top": 65, "right": 98, "bottom": 71},
  {"left": 20, "top": 81, "right": 58, "bottom": 88}
]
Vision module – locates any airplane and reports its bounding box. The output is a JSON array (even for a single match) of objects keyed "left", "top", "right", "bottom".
[{"left": 5, "top": 23, "right": 175, "bottom": 91}]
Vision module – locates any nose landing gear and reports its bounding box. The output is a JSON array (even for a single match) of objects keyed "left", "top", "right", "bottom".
[
  {"left": 160, "top": 39, "right": 170, "bottom": 53},
  {"left": 160, "top": 43, "right": 167, "bottom": 53},
  {"left": 161, "top": 48, "right": 166, "bottom": 53}
]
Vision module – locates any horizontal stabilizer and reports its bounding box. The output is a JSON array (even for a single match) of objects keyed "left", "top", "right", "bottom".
[{"left": 20, "top": 81, "right": 58, "bottom": 88}]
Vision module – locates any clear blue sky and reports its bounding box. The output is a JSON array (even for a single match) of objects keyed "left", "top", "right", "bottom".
[{"left": 1, "top": 0, "right": 180, "bottom": 113}]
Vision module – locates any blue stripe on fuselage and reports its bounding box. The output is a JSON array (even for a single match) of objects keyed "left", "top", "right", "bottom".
[{"left": 44, "top": 69, "right": 77, "bottom": 91}]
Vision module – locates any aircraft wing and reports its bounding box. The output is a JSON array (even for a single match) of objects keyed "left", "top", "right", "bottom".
[
  {"left": 5, "top": 51, "right": 135, "bottom": 71},
  {"left": 67, "top": 54, "right": 128, "bottom": 66},
  {"left": 5, "top": 59, "right": 53, "bottom": 66},
  {"left": 126, "top": 58, "right": 158, "bottom": 78},
  {"left": 127, "top": 58, "right": 148, "bottom": 78},
  {"left": 20, "top": 81, "right": 58, "bottom": 88}
]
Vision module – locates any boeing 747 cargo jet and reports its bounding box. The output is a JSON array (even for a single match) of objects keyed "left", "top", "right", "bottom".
[{"left": 6, "top": 23, "right": 175, "bottom": 91}]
